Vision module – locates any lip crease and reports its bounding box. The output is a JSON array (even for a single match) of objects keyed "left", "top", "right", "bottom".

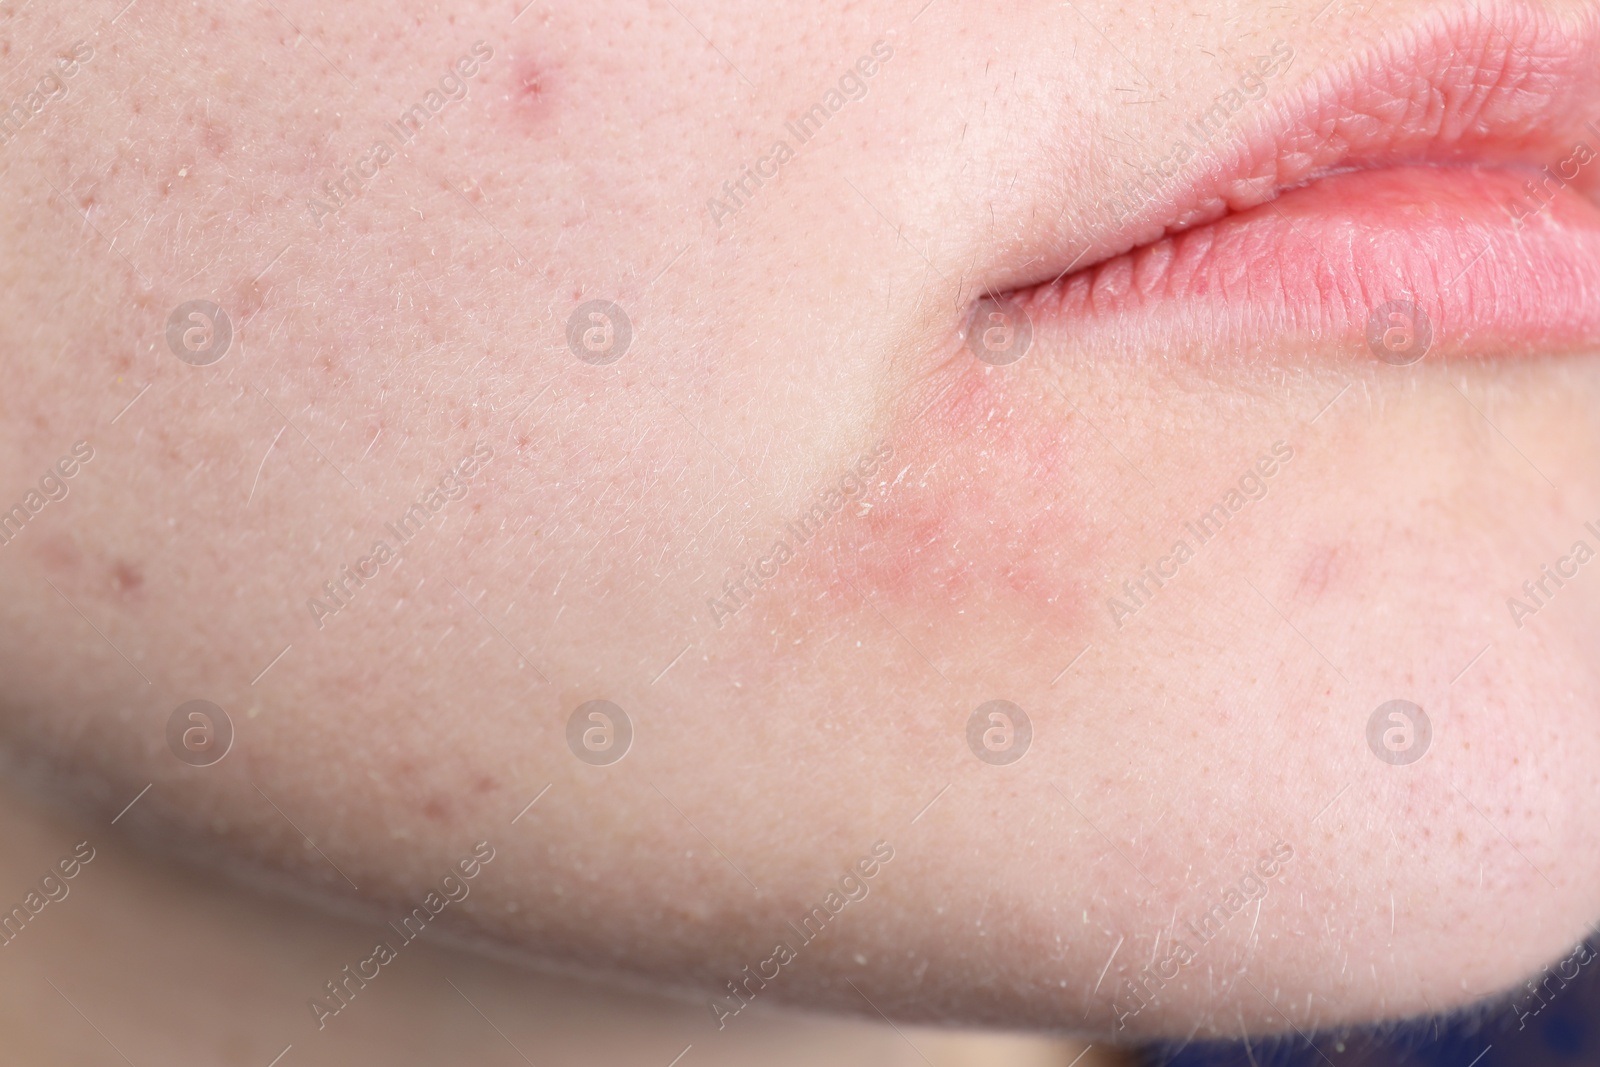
[
  {"left": 1003, "top": 1, "right": 1600, "bottom": 358},
  {"left": 1024, "top": 162, "right": 1600, "bottom": 361}
]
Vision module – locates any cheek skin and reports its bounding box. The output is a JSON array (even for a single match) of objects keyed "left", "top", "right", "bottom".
[
  {"left": 4, "top": 0, "right": 1600, "bottom": 1047},
  {"left": 753, "top": 349, "right": 1110, "bottom": 666},
  {"left": 732, "top": 343, "right": 1600, "bottom": 1035},
  {"left": 508, "top": 56, "right": 556, "bottom": 124}
]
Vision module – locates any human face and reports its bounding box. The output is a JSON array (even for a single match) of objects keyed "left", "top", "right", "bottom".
[{"left": 1, "top": 0, "right": 1599, "bottom": 1042}]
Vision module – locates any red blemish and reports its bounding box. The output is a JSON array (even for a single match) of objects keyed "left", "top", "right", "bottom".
[
  {"left": 111, "top": 559, "right": 145, "bottom": 598},
  {"left": 511, "top": 58, "right": 555, "bottom": 125},
  {"left": 422, "top": 796, "right": 451, "bottom": 822},
  {"left": 1294, "top": 544, "right": 1343, "bottom": 603},
  {"left": 742, "top": 352, "right": 1103, "bottom": 651}
]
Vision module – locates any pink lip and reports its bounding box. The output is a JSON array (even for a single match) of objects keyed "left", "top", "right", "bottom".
[
  {"left": 1025, "top": 162, "right": 1600, "bottom": 361},
  {"left": 1000, "top": 1, "right": 1600, "bottom": 358}
]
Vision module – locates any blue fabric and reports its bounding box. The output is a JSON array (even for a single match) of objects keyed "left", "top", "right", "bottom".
[{"left": 1140, "top": 939, "right": 1600, "bottom": 1066}]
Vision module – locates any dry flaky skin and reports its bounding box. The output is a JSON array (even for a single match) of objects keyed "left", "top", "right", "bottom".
[{"left": 0, "top": 0, "right": 1598, "bottom": 1049}]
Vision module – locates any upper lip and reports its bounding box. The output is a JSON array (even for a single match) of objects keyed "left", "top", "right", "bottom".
[{"left": 994, "top": 0, "right": 1600, "bottom": 297}]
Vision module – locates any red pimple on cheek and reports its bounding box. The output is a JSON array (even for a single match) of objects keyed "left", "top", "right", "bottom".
[{"left": 510, "top": 58, "right": 555, "bottom": 126}]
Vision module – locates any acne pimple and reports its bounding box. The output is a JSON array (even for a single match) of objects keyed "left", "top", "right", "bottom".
[{"left": 510, "top": 58, "right": 555, "bottom": 125}]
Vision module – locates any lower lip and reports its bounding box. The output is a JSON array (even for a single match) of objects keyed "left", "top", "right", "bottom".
[{"left": 1021, "top": 165, "right": 1600, "bottom": 362}]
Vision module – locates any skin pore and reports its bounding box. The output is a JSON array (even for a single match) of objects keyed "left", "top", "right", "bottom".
[{"left": 1, "top": 0, "right": 1600, "bottom": 1055}]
